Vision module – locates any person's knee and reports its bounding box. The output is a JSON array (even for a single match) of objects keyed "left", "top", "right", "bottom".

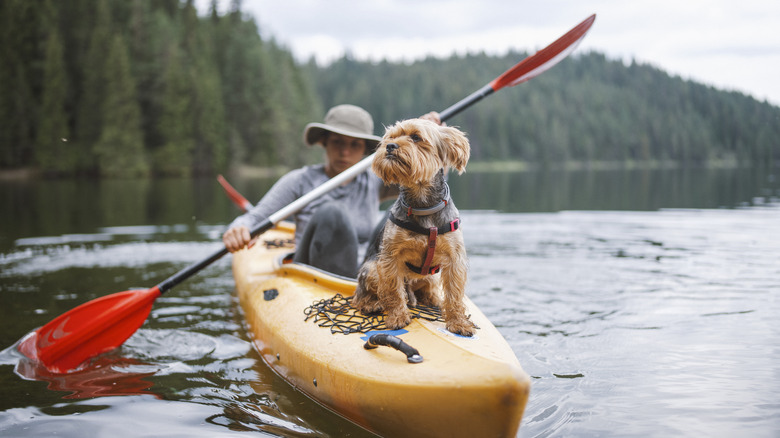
[
  {"left": 296, "top": 202, "right": 359, "bottom": 277},
  {"left": 312, "top": 203, "right": 351, "bottom": 229}
]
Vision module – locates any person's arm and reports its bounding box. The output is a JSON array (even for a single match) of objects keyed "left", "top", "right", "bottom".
[
  {"left": 222, "top": 170, "right": 305, "bottom": 252},
  {"left": 222, "top": 225, "right": 252, "bottom": 252}
]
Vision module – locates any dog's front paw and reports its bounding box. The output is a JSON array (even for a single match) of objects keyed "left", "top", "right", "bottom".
[
  {"left": 385, "top": 309, "right": 412, "bottom": 329},
  {"left": 352, "top": 294, "right": 384, "bottom": 315},
  {"left": 446, "top": 318, "right": 476, "bottom": 337},
  {"left": 356, "top": 300, "right": 384, "bottom": 315}
]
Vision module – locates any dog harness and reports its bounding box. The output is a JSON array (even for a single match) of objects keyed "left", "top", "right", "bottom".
[
  {"left": 398, "top": 183, "right": 450, "bottom": 217},
  {"left": 389, "top": 182, "right": 460, "bottom": 275}
]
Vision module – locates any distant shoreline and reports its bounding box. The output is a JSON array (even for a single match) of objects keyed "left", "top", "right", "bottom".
[
  {"left": 465, "top": 158, "right": 747, "bottom": 173},
  {"left": 0, "top": 168, "right": 40, "bottom": 181}
]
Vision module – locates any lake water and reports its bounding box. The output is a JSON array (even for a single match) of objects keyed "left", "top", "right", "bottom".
[{"left": 1, "top": 166, "right": 779, "bottom": 437}]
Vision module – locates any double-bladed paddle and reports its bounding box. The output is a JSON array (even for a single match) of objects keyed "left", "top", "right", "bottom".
[{"left": 18, "top": 14, "right": 596, "bottom": 373}]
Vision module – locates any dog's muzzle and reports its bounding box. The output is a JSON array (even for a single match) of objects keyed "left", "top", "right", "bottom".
[{"left": 385, "top": 143, "right": 399, "bottom": 156}]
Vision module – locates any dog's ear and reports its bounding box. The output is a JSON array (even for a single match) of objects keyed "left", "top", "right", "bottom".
[{"left": 438, "top": 125, "right": 470, "bottom": 174}]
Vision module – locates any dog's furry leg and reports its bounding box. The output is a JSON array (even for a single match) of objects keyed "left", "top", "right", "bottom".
[
  {"left": 353, "top": 260, "right": 384, "bottom": 314},
  {"left": 441, "top": 249, "right": 474, "bottom": 336},
  {"left": 405, "top": 282, "right": 418, "bottom": 307},
  {"left": 353, "top": 220, "right": 387, "bottom": 314},
  {"left": 376, "top": 256, "right": 412, "bottom": 329}
]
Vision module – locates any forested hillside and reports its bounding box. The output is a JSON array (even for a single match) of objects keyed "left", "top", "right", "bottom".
[
  {"left": 2, "top": 1, "right": 778, "bottom": 177},
  {"left": 312, "top": 52, "right": 780, "bottom": 166},
  {"left": 0, "top": 0, "right": 321, "bottom": 176}
]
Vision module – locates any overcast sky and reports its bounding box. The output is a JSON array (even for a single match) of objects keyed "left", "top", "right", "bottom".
[{"left": 200, "top": 0, "right": 780, "bottom": 106}]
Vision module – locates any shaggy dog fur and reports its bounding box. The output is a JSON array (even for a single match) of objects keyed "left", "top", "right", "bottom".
[{"left": 353, "top": 119, "right": 475, "bottom": 336}]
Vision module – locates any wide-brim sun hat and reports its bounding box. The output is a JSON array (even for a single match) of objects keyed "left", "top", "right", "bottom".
[{"left": 303, "top": 104, "right": 381, "bottom": 154}]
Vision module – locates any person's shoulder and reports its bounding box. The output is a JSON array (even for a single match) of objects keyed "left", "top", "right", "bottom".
[
  {"left": 279, "top": 164, "right": 323, "bottom": 180},
  {"left": 300, "top": 163, "right": 326, "bottom": 175},
  {"left": 300, "top": 164, "right": 328, "bottom": 181},
  {"left": 279, "top": 164, "right": 327, "bottom": 187}
]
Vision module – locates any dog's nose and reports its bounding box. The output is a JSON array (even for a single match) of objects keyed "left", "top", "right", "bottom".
[{"left": 385, "top": 143, "right": 399, "bottom": 153}]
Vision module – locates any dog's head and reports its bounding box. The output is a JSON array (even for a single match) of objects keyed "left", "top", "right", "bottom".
[{"left": 372, "top": 119, "right": 470, "bottom": 186}]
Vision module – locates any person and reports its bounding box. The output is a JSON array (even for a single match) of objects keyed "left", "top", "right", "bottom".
[{"left": 222, "top": 104, "right": 441, "bottom": 278}]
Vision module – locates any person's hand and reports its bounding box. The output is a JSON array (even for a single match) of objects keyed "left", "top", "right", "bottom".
[
  {"left": 420, "top": 111, "right": 444, "bottom": 126},
  {"left": 223, "top": 225, "right": 252, "bottom": 252}
]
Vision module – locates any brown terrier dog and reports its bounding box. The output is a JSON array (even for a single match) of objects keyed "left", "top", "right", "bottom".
[{"left": 353, "top": 118, "right": 475, "bottom": 336}]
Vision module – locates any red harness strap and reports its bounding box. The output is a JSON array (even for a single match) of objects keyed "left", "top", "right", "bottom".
[
  {"left": 391, "top": 216, "right": 460, "bottom": 276},
  {"left": 419, "top": 227, "right": 439, "bottom": 275}
]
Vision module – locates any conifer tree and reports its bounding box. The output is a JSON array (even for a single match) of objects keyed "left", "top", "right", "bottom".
[
  {"left": 0, "top": 0, "right": 39, "bottom": 167},
  {"left": 181, "top": 0, "right": 227, "bottom": 174},
  {"left": 93, "top": 34, "right": 149, "bottom": 177},
  {"left": 35, "top": 3, "right": 72, "bottom": 174},
  {"left": 156, "top": 42, "right": 194, "bottom": 175},
  {"left": 191, "top": 59, "right": 228, "bottom": 174},
  {"left": 75, "top": 0, "right": 112, "bottom": 173},
  {"left": 129, "top": 0, "right": 165, "bottom": 152}
]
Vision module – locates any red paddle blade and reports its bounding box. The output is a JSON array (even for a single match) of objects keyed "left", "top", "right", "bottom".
[
  {"left": 490, "top": 14, "right": 596, "bottom": 91},
  {"left": 18, "top": 287, "right": 161, "bottom": 374},
  {"left": 217, "top": 174, "right": 252, "bottom": 212}
]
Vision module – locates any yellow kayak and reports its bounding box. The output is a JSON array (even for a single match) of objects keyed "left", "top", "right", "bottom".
[{"left": 232, "top": 223, "right": 530, "bottom": 437}]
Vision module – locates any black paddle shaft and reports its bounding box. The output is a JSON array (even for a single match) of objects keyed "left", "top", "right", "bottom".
[
  {"left": 438, "top": 83, "right": 495, "bottom": 122},
  {"left": 154, "top": 218, "right": 274, "bottom": 294}
]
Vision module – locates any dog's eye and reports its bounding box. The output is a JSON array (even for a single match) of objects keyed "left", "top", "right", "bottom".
[{"left": 410, "top": 133, "right": 421, "bottom": 142}]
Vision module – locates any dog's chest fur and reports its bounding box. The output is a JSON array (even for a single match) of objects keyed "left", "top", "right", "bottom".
[{"left": 383, "top": 183, "right": 462, "bottom": 272}]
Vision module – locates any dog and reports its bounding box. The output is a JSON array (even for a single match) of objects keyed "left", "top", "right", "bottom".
[{"left": 353, "top": 118, "right": 475, "bottom": 336}]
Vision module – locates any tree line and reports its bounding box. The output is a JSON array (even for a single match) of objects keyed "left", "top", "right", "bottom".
[
  {"left": 310, "top": 52, "right": 780, "bottom": 167},
  {"left": 2, "top": 1, "right": 779, "bottom": 178},
  {"left": 0, "top": 0, "right": 321, "bottom": 177}
]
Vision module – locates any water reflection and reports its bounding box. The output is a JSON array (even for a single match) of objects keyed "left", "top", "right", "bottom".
[
  {"left": 1, "top": 167, "right": 779, "bottom": 437},
  {"left": 2, "top": 166, "right": 778, "bottom": 251},
  {"left": 14, "top": 354, "right": 157, "bottom": 400},
  {"left": 449, "top": 166, "right": 779, "bottom": 212}
]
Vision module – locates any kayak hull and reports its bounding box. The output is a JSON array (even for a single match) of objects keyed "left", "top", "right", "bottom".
[{"left": 233, "top": 224, "right": 530, "bottom": 437}]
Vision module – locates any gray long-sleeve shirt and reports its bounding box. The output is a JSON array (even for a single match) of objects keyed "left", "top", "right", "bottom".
[{"left": 229, "top": 164, "right": 384, "bottom": 250}]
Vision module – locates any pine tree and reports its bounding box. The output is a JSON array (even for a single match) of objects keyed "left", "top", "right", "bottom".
[
  {"left": 191, "top": 59, "right": 228, "bottom": 174},
  {"left": 0, "top": 0, "right": 39, "bottom": 167},
  {"left": 155, "top": 42, "right": 194, "bottom": 175},
  {"left": 93, "top": 34, "right": 149, "bottom": 177},
  {"left": 182, "top": 0, "right": 227, "bottom": 174},
  {"left": 75, "top": 0, "right": 112, "bottom": 173},
  {"left": 35, "top": 2, "right": 72, "bottom": 174},
  {"left": 129, "top": 0, "right": 164, "bottom": 152}
]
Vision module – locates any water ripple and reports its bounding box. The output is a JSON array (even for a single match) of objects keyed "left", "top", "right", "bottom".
[
  {"left": 1, "top": 241, "right": 228, "bottom": 277},
  {"left": 3, "top": 208, "right": 780, "bottom": 437}
]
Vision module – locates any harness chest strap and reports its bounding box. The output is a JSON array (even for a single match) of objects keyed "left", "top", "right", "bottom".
[{"left": 388, "top": 215, "right": 460, "bottom": 275}]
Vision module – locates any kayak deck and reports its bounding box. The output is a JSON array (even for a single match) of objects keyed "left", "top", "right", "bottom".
[{"left": 233, "top": 224, "right": 530, "bottom": 437}]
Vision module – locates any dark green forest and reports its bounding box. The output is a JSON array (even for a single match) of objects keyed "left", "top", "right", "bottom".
[
  {"left": 0, "top": 0, "right": 322, "bottom": 177},
  {"left": 2, "top": 0, "right": 779, "bottom": 177},
  {"left": 311, "top": 53, "right": 780, "bottom": 166}
]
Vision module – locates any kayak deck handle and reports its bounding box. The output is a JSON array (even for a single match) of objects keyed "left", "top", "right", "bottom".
[{"left": 364, "top": 334, "right": 423, "bottom": 364}]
